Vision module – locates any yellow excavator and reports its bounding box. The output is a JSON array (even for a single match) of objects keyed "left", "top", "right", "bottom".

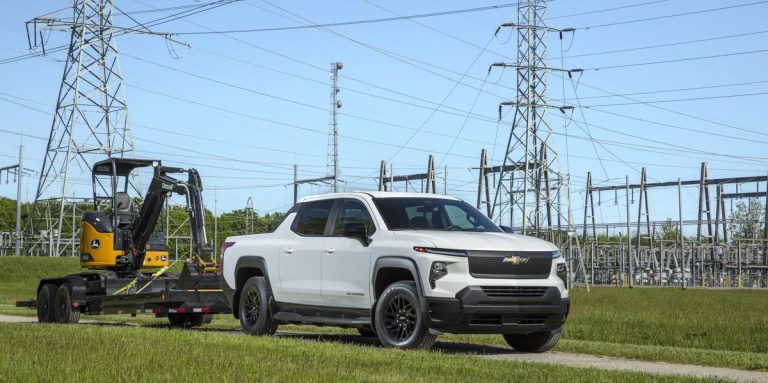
[
  {"left": 18, "top": 158, "right": 229, "bottom": 326},
  {"left": 80, "top": 158, "right": 216, "bottom": 274}
]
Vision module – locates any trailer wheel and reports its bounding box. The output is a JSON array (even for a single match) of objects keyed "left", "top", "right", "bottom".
[
  {"left": 167, "top": 314, "right": 187, "bottom": 327},
  {"left": 168, "top": 313, "right": 213, "bottom": 328},
  {"left": 36, "top": 284, "right": 57, "bottom": 323},
  {"left": 238, "top": 276, "right": 277, "bottom": 336},
  {"left": 54, "top": 284, "right": 80, "bottom": 324}
]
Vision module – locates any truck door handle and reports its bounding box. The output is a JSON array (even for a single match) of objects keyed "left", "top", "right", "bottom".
[
  {"left": 324, "top": 248, "right": 335, "bottom": 254},
  {"left": 282, "top": 248, "right": 294, "bottom": 254}
]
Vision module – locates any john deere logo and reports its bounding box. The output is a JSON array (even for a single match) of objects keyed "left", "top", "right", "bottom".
[
  {"left": 91, "top": 239, "right": 100, "bottom": 250},
  {"left": 502, "top": 256, "right": 528, "bottom": 265}
]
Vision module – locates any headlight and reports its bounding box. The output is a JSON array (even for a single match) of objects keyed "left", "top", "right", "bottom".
[
  {"left": 413, "top": 247, "right": 467, "bottom": 257},
  {"left": 551, "top": 251, "right": 561, "bottom": 259},
  {"left": 557, "top": 263, "right": 568, "bottom": 289},
  {"left": 429, "top": 261, "right": 449, "bottom": 289}
]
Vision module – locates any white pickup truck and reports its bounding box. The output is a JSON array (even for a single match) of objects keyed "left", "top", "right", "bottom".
[{"left": 220, "top": 192, "right": 569, "bottom": 351}]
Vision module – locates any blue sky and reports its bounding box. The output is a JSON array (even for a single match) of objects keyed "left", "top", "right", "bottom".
[{"left": 1, "top": 0, "right": 767, "bottom": 232}]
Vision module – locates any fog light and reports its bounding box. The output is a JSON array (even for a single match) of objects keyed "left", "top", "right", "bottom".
[
  {"left": 557, "top": 263, "right": 568, "bottom": 289},
  {"left": 429, "top": 261, "right": 448, "bottom": 288}
]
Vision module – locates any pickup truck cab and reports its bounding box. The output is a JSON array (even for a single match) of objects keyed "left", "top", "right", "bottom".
[{"left": 220, "top": 192, "right": 569, "bottom": 351}]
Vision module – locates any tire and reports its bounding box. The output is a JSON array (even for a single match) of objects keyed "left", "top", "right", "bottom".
[
  {"left": 168, "top": 314, "right": 187, "bottom": 327},
  {"left": 238, "top": 276, "right": 278, "bottom": 336},
  {"left": 168, "top": 313, "right": 212, "bottom": 328},
  {"left": 374, "top": 281, "right": 437, "bottom": 350},
  {"left": 53, "top": 284, "right": 80, "bottom": 324},
  {"left": 503, "top": 327, "right": 563, "bottom": 353},
  {"left": 36, "top": 284, "right": 57, "bottom": 323},
  {"left": 357, "top": 327, "right": 377, "bottom": 337}
]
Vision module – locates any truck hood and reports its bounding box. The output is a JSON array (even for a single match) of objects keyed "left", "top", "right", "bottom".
[{"left": 391, "top": 231, "right": 558, "bottom": 252}]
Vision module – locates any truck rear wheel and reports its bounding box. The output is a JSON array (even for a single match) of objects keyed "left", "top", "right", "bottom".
[
  {"left": 503, "top": 327, "right": 563, "bottom": 353},
  {"left": 238, "top": 276, "right": 277, "bottom": 336},
  {"left": 53, "top": 284, "right": 80, "bottom": 324},
  {"left": 36, "top": 284, "right": 57, "bottom": 323},
  {"left": 374, "top": 281, "right": 437, "bottom": 349}
]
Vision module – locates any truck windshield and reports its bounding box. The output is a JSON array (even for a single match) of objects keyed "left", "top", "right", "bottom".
[{"left": 373, "top": 197, "right": 501, "bottom": 232}]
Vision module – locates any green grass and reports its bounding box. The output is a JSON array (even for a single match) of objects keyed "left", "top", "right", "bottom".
[
  {"left": 0, "top": 323, "right": 726, "bottom": 383},
  {"left": 0, "top": 256, "right": 82, "bottom": 305},
  {"left": 2, "top": 256, "right": 768, "bottom": 372}
]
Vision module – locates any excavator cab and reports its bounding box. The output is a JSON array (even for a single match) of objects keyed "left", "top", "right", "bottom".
[{"left": 80, "top": 158, "right": 170, "bottom": 270}]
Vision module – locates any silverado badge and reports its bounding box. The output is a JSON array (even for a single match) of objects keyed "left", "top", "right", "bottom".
[{"left": 502, "top": 255, "right": 528, "bottom": 265}]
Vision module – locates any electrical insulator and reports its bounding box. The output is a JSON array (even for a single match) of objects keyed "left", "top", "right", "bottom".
[
  {"left": 336, "top": 62, "right": 343, "bottom": 70},
  {"left": 336, "top": 100, "right": 342, "bottom": 109}
]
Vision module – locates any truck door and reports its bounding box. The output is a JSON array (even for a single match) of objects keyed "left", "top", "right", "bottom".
[
  {"left": 321, "top": 199, "right": 374, "bottom": 309},
  {"left": 279, "top": 199, "right": 333, "bottom": 305}
]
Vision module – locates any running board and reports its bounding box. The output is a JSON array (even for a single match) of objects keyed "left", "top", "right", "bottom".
[{"left": 273, "top": 312, "right": 370, "bottom": 327}]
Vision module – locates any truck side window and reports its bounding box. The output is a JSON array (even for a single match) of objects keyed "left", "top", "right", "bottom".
[
  {"left": 333, "top": 200, "right": 376, "bottom": 236},
  {"left": 295, "top": 200, "right": 334, "bottom": 236}
]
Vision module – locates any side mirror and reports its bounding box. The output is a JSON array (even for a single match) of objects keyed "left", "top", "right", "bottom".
[
  {"left": 499, "top": 225, "right": 514, "bottom": 233},
  {"left": 342, "top": 222, "right": 370, "bottom": 246}
]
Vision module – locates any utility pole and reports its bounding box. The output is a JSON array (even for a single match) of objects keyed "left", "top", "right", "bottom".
[
  {"left": 293, "top": 164, "right": 334, "bottom": 204},
  {"left": 15, "top": 145, "right": 23, "bottom": 256},
  {"left": 1, "top": 146, "right": 27, "bottom": 256},
  {"left": 327, "top": 61, "right": 343, "bottom": 193},
  {"left": 488, "top": 0, "right": 576, "bottom": 236}
]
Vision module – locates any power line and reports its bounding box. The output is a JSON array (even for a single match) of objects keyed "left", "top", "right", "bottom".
[
  {"left": 586, "top": 48, "right": 768, "bottom": 71},
  {"left": 552, "top": 29, "right": 768, "bottom": 60},
  {"left": 550, "top": 0, "right": 671, "bottom": 20},
  {"left": 554, "top": 80, "right": 768, "bottom": 101},
  {"left": 578, "top": 0, "right": 768, "bottom": 30},
  {"left": 171, "top": 2, "right": 521, "bottom": 34},
  {"left": 582, "top": 91, "right": 768, "bottom": 107},
  {"left": 0, "top": 0, "right": 239, "bottom": 65}
]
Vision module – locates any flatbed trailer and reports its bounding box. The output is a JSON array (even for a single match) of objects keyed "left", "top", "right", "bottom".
[{"left": 16, "top": 262, "right": 231, "bottom": 326}]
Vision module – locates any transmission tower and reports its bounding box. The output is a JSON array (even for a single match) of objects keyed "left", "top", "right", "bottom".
[
  {"left": 489, "top": 0, "right": 575, "bottom": 239},
  {"left": 27, "top": 0, "right": 135, "bottom": 256},
  {"left": 327, "top": 61, "right": 343, "bottom": 193}
]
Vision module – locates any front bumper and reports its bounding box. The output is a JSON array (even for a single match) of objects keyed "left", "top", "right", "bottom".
[{"left": 424, "top": 286, "right": 569, "bottom": 334}]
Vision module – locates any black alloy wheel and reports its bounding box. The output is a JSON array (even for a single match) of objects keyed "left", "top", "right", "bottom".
[
  {"left": 238, "top": 276, "right": 278, "bottom": 336},
  {"left": 383, "top": 294, "right": 417, "bottom": 342},
  {"left": 374, "top": 281, "right": 437, "bottom": 349}
]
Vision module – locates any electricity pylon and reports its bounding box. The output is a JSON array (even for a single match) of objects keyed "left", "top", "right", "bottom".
[
  {"left": 27, "top": 0, "right": 135, "bottom": 256},
  {"left": 489, "top": 0, "right": 576, "bottom": 240}
]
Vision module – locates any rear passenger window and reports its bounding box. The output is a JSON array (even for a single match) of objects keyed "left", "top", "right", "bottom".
[{"left": 295, "top": 200, "right": 334, "bottom": 236}]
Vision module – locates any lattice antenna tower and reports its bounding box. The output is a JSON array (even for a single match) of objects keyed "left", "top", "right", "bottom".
[
  {"left": 326, "top": 61, "right": 343, "bottom": 193},
  {"left": 27, "top": 0, "right": 135, "bottom": 256},
  {"left": 489, "top": 0, "right": 576, "bottom": 239}
]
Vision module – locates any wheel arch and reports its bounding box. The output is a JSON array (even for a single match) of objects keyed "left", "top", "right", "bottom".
[
  {"left": 233, "top": 256, "right": 273, "bottom": 319},
  {"left": 372, "top": 257, "right": 425, "bottom": 300}
]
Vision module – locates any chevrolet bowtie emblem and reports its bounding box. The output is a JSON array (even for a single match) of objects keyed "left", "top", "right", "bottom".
[{"left": 502, "top": 256, "right": 529, "bottom": 265}]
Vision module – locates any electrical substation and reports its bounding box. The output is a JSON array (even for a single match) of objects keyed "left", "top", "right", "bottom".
[{"left": 1, "top": 0, "right": 767, "bottom": 290}]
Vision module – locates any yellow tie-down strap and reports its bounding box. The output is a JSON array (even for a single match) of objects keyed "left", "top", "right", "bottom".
[{"left": 112, "top": 258, "right": 183, "bottom": 296}]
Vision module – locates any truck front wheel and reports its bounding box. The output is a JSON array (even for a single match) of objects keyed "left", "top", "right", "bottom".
[
  {"left": 238, "top": 276, "right": 277, "bottom": 336},
  {"left": 503, "top": 326, "right": 563, "bottom": 353},
  {"left": 374, "top": 281, "right": 437, "bottom": 349}
]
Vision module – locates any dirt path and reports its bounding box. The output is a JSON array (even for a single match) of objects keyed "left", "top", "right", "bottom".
[
  {"left": 1, "top": 314, "right": 766, "bottom": 382},
  {"left": 482, "top": 352, "right": 768, "bottom": 383}
]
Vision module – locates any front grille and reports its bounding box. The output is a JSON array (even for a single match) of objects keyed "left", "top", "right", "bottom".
[
  {"left": 468, "top": 251, "right": 553, "bottom": 279},
  {"left": 481, "top": 286, "right": 548, "bottom": 298}
]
